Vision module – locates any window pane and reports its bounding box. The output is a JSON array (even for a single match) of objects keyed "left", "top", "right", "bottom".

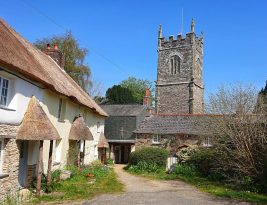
[{"left": 58, "top": 99, "right": 62, "bottom": 119}]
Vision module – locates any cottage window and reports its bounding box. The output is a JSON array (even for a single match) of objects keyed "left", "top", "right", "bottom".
[
  {"left": 97, "top": 122, "right": 100, "bottom": 133},
  {"left": 0, "top": 77, "right": 9, "bottom": 106},
  {"left": 203, "top": 137, "right": 212, "bottom": 147},
  {"left": 170, "top": 55, "right": 180, "bottom": 75},
  {"left": 0, "top": 139, "right": 3, "bottom": 173},
  {"left": 94, "top": 145, "right": 98, "bottom": 156},
  {"left": 58, "top": 98, "right": 66, "bottom": 121},
  {"left": 152, "top": 135, "right": 161, "bottom": 144}
]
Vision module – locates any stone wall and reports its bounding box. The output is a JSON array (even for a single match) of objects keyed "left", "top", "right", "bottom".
[
  {"left": 0, "top": 138, "right": 19, "bottom": 199},
  {"left": 135, "top": 133, "right": 200, "bottom": 154}
]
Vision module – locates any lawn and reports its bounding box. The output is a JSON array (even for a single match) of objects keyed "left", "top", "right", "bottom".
[
  {"left": 125, "top": 168, "right": 267, "bottom": 204},
  {"left": 29, "top": 165, "right": 123, "bottom": 204}
]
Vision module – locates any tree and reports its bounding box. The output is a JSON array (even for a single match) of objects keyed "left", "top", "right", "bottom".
[
  {"left": 34, "top": 31, "right": 91, "bottom": 91},
  {"left": 120, "top": 77, "right": 153, "bottom": 104},
  {"left": 206, "top": 83, "right": 267, "bottom": 191},
  {"left": 106, "top": 85, "right": 135, "bottom": 104}
]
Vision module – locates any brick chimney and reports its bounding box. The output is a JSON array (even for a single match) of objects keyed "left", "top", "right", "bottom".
[
  {"left": 143, "top": 88, "right": 151, "bottom": 106},
  {"left": 44, "top": 43, "right": 65, "bottom": 69}
]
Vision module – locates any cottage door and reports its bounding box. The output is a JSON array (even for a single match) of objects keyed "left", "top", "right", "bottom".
[{"left": 18, "top": 141, "right": 28, "bottom": 187}]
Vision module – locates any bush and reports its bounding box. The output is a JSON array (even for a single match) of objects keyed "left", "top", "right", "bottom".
[
  {"left": 128, "top": 147, "right": 168, "bottom": 173},
  {"left": 30, "top": 169, "right": 61, "bottom": 193},
  {"left": 187, "top": 148, "right": 220, "bottom": 178},
  {"left": 128, "top": 161, "right": 163, "bottom": 173},
  {"left": 176, "top": 146, "right": 197, "bottom": 164},
  {"left": 129, "top": 147, "right": 168, "bottom": 167},
  {"left": 174, "top": 164, "right": 198, "bottom": 178}
]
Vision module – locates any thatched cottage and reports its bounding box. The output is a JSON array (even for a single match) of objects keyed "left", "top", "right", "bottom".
[{"left": 0, "top": 18, "right": 107, "bottom": 198}]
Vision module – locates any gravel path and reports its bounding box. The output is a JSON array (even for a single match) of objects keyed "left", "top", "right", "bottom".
[{"left": 83, "top": 165, "right": 249, "bottom": 205}]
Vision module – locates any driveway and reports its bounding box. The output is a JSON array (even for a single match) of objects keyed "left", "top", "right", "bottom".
[{"left": 83, "top": 165, "right": 249, "bottom": 205}]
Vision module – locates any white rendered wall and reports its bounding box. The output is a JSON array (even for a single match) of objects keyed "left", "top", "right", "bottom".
[{"left": 0, "top": 70, "right": 43, "bottom": 125}]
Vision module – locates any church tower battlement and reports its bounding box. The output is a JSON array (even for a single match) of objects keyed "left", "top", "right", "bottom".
[{"left": 156, "top": 19, "right": 204, "bottom": 114}]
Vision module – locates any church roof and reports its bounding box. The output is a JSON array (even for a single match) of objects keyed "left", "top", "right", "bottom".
[
  {"left": 134, "top": 114, "right": 219, "bottom": 136},
  {"left": 101, "top": 104, "right": 148, "bottom": 116},
  {"left": 0, "top": 18, "right": 107, "bottom": 117}
]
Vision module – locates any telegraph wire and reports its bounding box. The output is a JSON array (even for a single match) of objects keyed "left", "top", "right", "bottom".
[{"left": 19, "top": 0, "right": 130, "bottom": 77}]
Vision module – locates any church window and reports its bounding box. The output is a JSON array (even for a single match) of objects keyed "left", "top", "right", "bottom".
[{"left": 170, "top": 55, "right": 180, "bottom": 75}]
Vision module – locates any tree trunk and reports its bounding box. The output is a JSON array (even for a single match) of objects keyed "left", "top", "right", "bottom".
[
  {"left": 47, "top": 140, "right": 54, "bottom": 187},
  {"left": 36, "top": 140, "right": 44, "bottom": 197}
]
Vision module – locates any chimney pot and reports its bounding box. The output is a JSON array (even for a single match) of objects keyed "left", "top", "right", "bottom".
[{"left": 54, "top": 43, "right": 58, "bottom": 50}]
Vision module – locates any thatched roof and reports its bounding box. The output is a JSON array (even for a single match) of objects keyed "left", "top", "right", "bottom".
[
  {"left": 17, "top": 96, "right": 60, "bottom": 140},
  {"left": 69, "top": 116, "right": 94, "bottom": 141},
  {"left": 0, "top": 124, "right": 19, "bottom": 139},
  {"left": 98, "top": 132, "right": 109, "bottom": 148},
  {"left": 0, "top": 18, "right": 107, "bottom": 117}
]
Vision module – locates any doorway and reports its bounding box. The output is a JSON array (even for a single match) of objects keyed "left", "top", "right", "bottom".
[{"left": 18, "top": 141, "right": 28, "bottom": 187}]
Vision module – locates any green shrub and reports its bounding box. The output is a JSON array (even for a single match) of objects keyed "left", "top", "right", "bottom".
[
  {"left": 174, "top": 164, "right": 198, "bottom": 177},
  {"left": 106, "top": 158, "right": 114, "bottom": 165},
  {"left": 128, "top": 161, "right": 164, "bottom": 173},
  {"left": 129, "top": 147, "right": 168, "bottom": 167},
  {"left": 187, "top": 148, "right": 220, "bottom": 178},
  {"left": 30, "top": 169, "right": 61, "bottom": 193}
]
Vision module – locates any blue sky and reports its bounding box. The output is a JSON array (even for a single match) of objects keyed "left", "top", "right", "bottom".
[{"left": 1, "top": 0, "right": 267, "bottom": 97}]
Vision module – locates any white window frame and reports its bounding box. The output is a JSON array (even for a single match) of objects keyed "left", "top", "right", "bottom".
[
  {"left": 0, "top": 76, "right": 10, "bottom": 107},
  {"left": 203, "top": 136, "right": 212, "bottom": 147},
  {"left": 97, "top": 122, "right": 100, "bottom": 133},
  {"left": 94, "top": 144, "right": 98, "bottom": 156},
  {"left": 0, "top": 139, "right": 4, "bottom": 173},
  {"left": 152, "top": 135, "right": 161, "bottom": 144}
]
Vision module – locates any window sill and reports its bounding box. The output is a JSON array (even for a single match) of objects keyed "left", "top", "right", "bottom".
[
  {"left": 0, "top": 173, "right": 9, "bottom": 179},
  {"left": 53, "top": 162, "right": 61, "bottom": 166},
  {"left": 203, "top": 144, "right": 213, "bottom": 147},
  {"left": 57, "top": 119, "right": 65, "bottom": 123},
  {"left": 0, "top": 106, "right": 16, "bottom": 111},
  {"left": 152, "top": 142, "right": 161, "bottom": 145}
]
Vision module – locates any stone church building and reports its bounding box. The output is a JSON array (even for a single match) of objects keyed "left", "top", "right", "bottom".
[{"left": 134, "top": 20, "right": 213, "bottom": 152}]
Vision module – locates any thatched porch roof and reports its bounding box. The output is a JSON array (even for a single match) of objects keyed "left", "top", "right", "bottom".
[
  {"left": 69, "top": 116, "right": 94, "bottom": 141},
  {"left": 98, "top": 132, "right": 109, "bottom": 148},
  {"left": 17, "top": 96, "right": 60, "bottom": 140}
]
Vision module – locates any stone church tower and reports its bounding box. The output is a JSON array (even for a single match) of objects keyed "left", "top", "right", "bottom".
[{"left": 155, "top": 19, "right": 204, "bottom": 114}]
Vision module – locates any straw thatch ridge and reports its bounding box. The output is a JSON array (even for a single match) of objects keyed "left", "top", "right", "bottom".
[
  {"left": 69, "top": 116, "right": 94, "bottom": 141},
  {"left": 0, "top": 18, "right": 107, "bottom": 117},
  {"left": 17, "top": 96, "right": 60, "bottom": 140},
  {"left": 98, "top": 132, "right": 109, "bottom": 148}
]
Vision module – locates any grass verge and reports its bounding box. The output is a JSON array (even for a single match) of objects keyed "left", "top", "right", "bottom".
[
  {"left": 30, "top": 167, "right": 123, "bottom": 204},
  {"left": 125, "top": 168, "right": 267, "bottom": 204}
]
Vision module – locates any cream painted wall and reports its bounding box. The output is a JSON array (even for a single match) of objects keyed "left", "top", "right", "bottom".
[
  {"left": 41, "top": 90, "right": 105, "bottom": 172},
  {"left": 0, "top": 69, "right": 105, "bottom": 173}
]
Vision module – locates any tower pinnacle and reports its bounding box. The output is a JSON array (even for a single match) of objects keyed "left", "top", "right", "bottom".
[
  {"left": 191, "top": 18, "right": 195, "bottom": 33},
  {"left": 158, "top": 24, "right": 162, "bottom": 38}
]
